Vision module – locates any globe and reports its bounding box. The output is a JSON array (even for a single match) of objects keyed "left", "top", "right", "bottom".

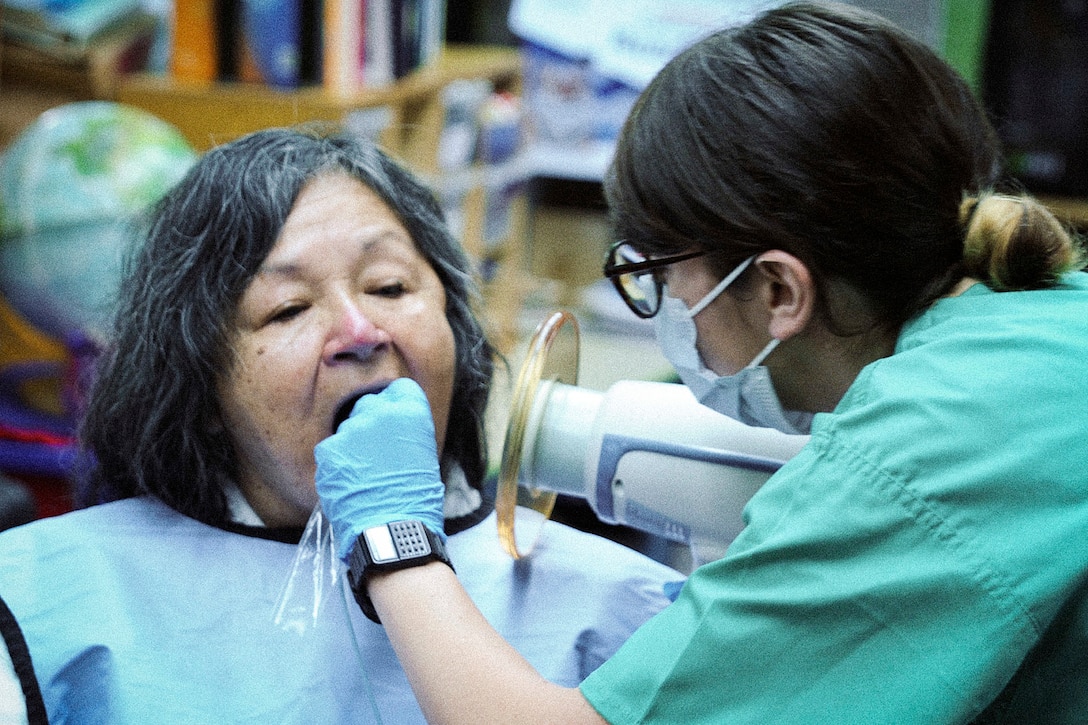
[{"left": 0, "top": 101, "right": 198, "bottom": 341}]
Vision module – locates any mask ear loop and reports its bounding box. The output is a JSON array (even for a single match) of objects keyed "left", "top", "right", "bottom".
[
  {"left": 746, "top": 337, "right": 781, "bottom": 370},
  {"left": 688, "top": 256, "right": 756, "bottom": 317},
  {"left": 684, "top": 255, "right": 779, "bottom": 371}
]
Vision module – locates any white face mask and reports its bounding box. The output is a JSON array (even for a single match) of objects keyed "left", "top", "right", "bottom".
[{"left": 654, "top": 256, "right": 814, "bottom": 435}]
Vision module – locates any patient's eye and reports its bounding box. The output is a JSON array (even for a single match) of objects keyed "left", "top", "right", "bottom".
[
  {"left": 374, "top": 281, "right": 407, "bottom": 298},
  {"left": 268, "top": 303, "right": 308, "bottom": 324}
]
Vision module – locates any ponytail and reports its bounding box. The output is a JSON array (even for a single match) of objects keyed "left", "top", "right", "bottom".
[{"left": 961, "top": 193, "right": 1084, "bottom": 291}]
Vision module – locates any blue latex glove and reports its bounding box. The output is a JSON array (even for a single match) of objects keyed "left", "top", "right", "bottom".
[{"left": 315, "top": 378, "right": 446, "bottom": 562}]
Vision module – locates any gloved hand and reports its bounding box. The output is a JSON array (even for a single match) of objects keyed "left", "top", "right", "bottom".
[{"left": 315, "top": 378, "right": 446, "bottom": 562}]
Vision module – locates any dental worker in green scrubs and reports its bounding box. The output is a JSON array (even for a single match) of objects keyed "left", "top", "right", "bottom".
[{"left": 317, "top": 3, "right": 1088, "bottom": 722}]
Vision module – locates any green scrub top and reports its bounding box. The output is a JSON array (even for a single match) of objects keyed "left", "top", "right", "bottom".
[{"left": 581, "top": 273, "right": 1088, "bottom": 724}]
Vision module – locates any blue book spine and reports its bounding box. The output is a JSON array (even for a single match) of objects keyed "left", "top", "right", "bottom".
[{"left": 241, "top": 0, "right": 303, "bottom": 88}]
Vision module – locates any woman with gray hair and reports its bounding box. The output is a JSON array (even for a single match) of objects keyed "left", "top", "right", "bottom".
[
  {"left": 0, "top": 128, "right": 681, "bottom": 723},
  {"left": 81, "top": 127, "right": 494, "bottom": 524}
]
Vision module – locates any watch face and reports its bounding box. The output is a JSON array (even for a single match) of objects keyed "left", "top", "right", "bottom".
[
  {"left": 363, "top": 520, "right": 435, "bottom": 564},
  {"left": 364, "top": 524, "right": 400, "bottom": 563}
]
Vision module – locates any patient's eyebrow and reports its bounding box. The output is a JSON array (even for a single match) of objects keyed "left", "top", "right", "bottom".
[
  {"left": 256, "top": 234, "right": 414, "bottom": 280},
  {"left": 252, "top": 261, "right": 304, "bottom": 280}
]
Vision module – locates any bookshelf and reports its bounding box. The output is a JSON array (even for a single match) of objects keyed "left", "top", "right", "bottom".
[
  {"left": 116, "top": 44, "right": 520, "bottom": 156},
  {"left": 119, "top": 44, "right": 532, "bottom": 351}
]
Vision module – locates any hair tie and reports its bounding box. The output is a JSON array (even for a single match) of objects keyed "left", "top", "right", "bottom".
[{"left": 959, "top": 195, "right": 981, "bottom": 229}]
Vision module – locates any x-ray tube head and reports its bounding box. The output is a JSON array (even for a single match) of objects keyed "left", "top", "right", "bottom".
[
  {"left": 498, "top": 312, "right": 810, "bottom": 564},
  {"left": 521, "top": 379, "right": 601, "bottom": 497}
]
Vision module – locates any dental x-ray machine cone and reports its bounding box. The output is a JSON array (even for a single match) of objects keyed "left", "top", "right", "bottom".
[{"left": 497, "top": 311, "right": 810, "bottom": 566}]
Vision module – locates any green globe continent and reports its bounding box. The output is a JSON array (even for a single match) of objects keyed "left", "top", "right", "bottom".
[{"left": 0, "top": 101, "right": 198, "bottom": 340}]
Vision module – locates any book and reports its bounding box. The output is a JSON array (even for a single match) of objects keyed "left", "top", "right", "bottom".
[
  {"left": 217, "top": 0, "right": 239, "bottom": 81},
  {"left": 239, "top": 0, "right": 320, "bottom": 88},
  {"left": 1, "top": 11, "right": 157, "bottom": 97},
  {"left": 418, "top": 0, "right": 445, "bottom": 69},
  {"left": 169, "top": 0, "right": 218, "bottom": 83},
  {"left": 392, "top": 0, "right": 424, "bottom": 79},
  {"left": 239, "top": 0, "right": 293, "bottom": 87},
  {"left": 322, "top": 0, "right": 365, "bottom": 94},
  {"left": 363, "top": 0, "right": 393, "bottom": 87},
  {"left": 391, "top": 0, "right": 444, "bottom": 80},
  {"left": 1, "top": 0, "right": 142, "bottom": 54}
]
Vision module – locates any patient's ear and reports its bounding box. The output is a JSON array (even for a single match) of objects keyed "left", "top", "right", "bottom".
[{"left": 751, "top": 250, "right": 815, "bottom": 341}]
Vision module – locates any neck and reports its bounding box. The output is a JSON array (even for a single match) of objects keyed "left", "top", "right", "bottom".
[{"left": 773, "top": 319, "right": 897, "bottom": 414}]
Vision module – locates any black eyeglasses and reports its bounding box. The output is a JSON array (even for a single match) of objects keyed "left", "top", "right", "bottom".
[{"left": 602, "top": 241, "right": 705, "bottom": 319}]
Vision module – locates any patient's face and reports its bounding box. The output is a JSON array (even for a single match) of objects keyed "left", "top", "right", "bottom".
[{"left": 216, "top": 173, "right": 456, "bottom": 527}]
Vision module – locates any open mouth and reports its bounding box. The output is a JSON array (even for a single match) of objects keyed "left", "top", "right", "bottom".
[
  {"left": 332, "top": 396, "right": 362, "bottom": 433},
  {"left": 331, "top": 383, "right": 391, "bottom": 433}
]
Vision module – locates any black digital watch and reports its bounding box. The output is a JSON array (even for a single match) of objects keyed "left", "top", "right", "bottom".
[{"left": 346, "top": 519, "right": 453, "bottom": 624}]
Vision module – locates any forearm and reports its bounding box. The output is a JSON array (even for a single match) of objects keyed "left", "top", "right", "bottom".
[{"left": 368, "top": 562, "right": 606, "bottom": 725}]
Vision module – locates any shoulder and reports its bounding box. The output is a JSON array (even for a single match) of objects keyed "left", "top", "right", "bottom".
[
  {"left": 895, "top": 276, "right": 1088, "bottom": 363},
  {"left": 786, "top": 279, "right": 1088, "bottom": 525},
  {"left": 0, "top": 498, "right": 291, "bottom": 613},
  {"left": 0, "top": 498, "right": 187, "bottom": 553},
  {"left": 835, "top": 280, "right": 1088, "bottom": 450}
]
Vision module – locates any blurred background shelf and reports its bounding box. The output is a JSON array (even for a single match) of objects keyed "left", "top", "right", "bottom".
[{"left": 117, "top": 44, "right": 521, "bottom": 157}]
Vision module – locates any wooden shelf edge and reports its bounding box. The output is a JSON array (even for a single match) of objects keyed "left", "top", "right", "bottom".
[
  {"left": 117, "top": 44, "right": 518, "bottom": 116},
  {"left": 116, "top": 44, "right": 521, "bottom": 153}
]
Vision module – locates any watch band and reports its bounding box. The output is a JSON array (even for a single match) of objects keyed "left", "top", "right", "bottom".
[{"left": 347, "top": 519, "right": 453, "bottom": 624}]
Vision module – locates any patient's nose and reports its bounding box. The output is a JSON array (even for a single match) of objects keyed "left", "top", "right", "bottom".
[{"left": 323, "top": 298, "right": 391, "bottom": 364}]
